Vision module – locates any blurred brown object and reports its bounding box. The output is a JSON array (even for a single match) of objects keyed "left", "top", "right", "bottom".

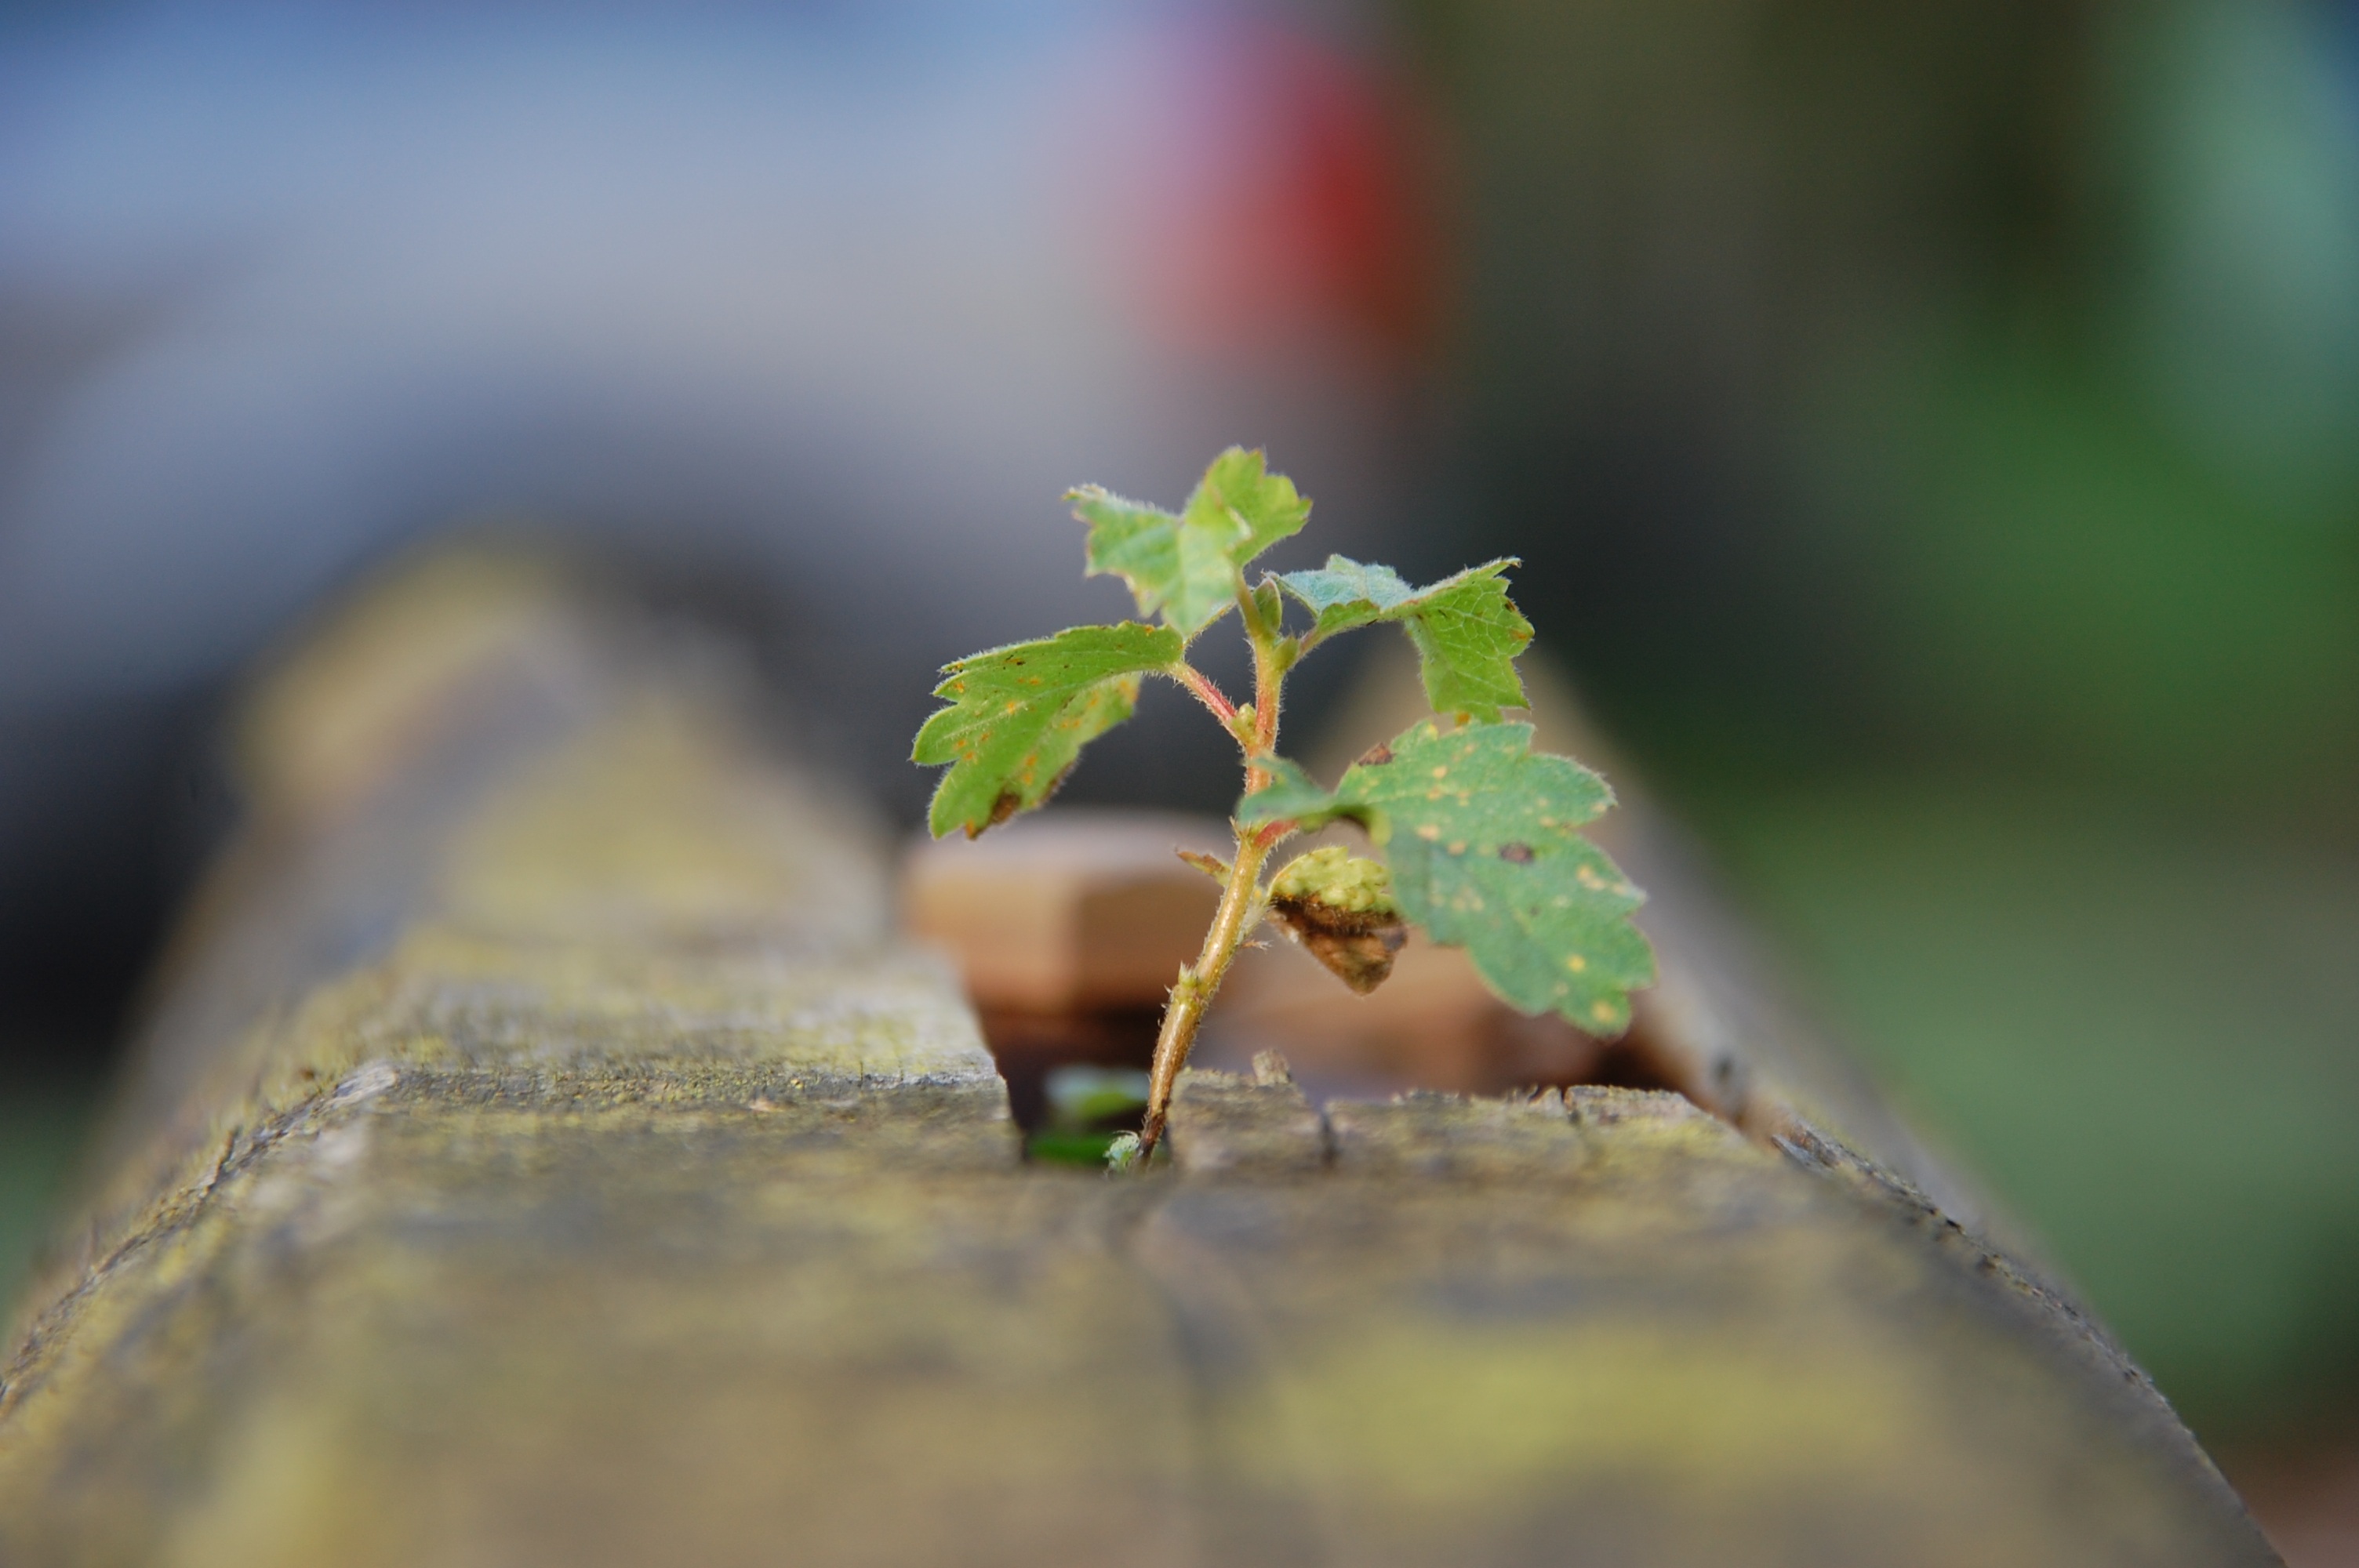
[
  {"left": 901, "top": 810, "right": 1229, "bottom": 1127},
  {"left": 2224, "top": 1446, "right": 2359, "bottom": 1568},
  {"left": 903, "top": 796, "right": 1627, "bottom": 1095},
  {"left": 902, "top": 811, "right": 1226, "bottom": 1013},
  {"left": 1220, "top": 933, "right": 1616, "bottom": 1092},
  {"left": 903, "top": 807, "right": 1620, "bottom": 1107}
]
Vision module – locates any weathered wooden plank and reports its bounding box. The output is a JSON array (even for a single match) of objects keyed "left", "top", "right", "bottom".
[
  {"left": 1168, "top": 1054, "right": 1330, "bottom": 1177},
  {"left": 0, "top": 550, "right": 2277, "bottom": 1566},
  {"left": 1153, "top": 1076, "right": 2267, "bottom": 1566}
]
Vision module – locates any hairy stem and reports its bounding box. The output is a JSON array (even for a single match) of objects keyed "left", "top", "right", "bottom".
[
  {"left": 1135, "top": 822, "right": 1274, "bottom": 1159},
  {"left": 1134, "top": 605, "right": 1290, "bottom": 1163},
  {"left": 1246, "top": 637, "right": 1281, "bottom": 778},
  {"left": 1171, "top": 662, "right": 1238, "bottom": 727}
]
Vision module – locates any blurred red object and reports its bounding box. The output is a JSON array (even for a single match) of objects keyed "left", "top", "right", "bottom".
[{"left": 1077, "top": 16, "right": 1449, "bottom": 372}]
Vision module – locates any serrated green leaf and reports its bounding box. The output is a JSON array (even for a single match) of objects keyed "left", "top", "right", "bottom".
[
  {"left": 1070, "top": 447, "right": 1308, "bottom": 640},
  {"left": 1275, "top": 555, "right": 1532, "bottom": 721},
  {"left": 1238, "top": 719, "right": 1654, "bottom": 1033},
  {"left": 914, "top": 622, "right": 1183, "bottom": 838},
  {"left": 1189, "top": 446, "right": 1310, "bottom": 565}
]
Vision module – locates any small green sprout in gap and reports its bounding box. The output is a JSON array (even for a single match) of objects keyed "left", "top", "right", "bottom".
[
  {"left": 1028, "top": 1065, "right": 1152, "bottom": 1166},
  {"left": 913, "top": 448, "right": 1657, "bottom": 1165}
]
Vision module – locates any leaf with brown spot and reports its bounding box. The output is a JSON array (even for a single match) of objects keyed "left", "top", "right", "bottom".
[{"left": 1237, "top": 720, "right": 1655, "bottom": 1033}]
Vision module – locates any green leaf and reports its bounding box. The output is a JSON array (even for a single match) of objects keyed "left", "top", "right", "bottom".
[
  {"left": 1028, "top": 1129, "right": 1129, "bottom": 1167},
  {"left": 1070, "top": 447, "right": 1309, "bottom": 640},
  {"left": 1237, "top": 755, "right": 1334, "bottom": 825},
  {"left": 1274, "top": 555, "right": 1419, "bottom": 637},
  {"left": 1238, "top": 719, "right": 1655, "bottom": 1033},
  {"left": 1190, "top": 446, "right": 1311, "bottom": 566},
  {"left": 914, "top": 622, "right": 1183, "bottom": 838},
  {"left": 1275, "top": 555, "right": 1532, "bottom": 720},
  {"left": 1070, "top": 489, "right": 1234, "bottom": 641},
  {"left": 1249, "top": 578, "right": 1285, "bottom": 637}
]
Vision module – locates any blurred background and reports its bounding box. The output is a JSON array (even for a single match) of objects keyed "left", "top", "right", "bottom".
[{"left": 0, "top": 0, "right": 2354, "bottom": 1554}]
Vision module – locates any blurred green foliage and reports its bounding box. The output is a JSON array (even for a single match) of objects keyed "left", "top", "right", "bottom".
[
  {"left": 0, "top": 1087, "right": 93, "bottom": 1316},
  {"left": 1027, "top": 1064, "right": 1151, "bottom": 1167},
  {"left": 1403, "top": 0, "right": 2358, "bottom": 1442},
  {"left": 1801, "top": 331, "right": 2359, "bottom": 793},
  {"left": 1699, "top": 786, "right": 2359, "bottom": 1438}
]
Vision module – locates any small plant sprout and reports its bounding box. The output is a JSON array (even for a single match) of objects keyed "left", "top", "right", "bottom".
[{"left": 913, "top": 448, "right": 1656, "bottom": 1165}]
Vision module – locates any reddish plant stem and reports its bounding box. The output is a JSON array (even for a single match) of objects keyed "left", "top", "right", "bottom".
[
  {"left": 1172, "top": 662, "right": 1238, "bottom": 727},
  {"left": 1249, "top": 818, "right": 1295, "bottom": 854}
]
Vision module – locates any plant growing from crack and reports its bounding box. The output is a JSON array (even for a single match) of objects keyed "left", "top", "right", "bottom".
[{"left": 913, "top": 448, "right": 1656, "bottom": 1167}]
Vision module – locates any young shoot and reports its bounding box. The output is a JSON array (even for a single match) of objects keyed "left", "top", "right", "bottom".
[{"left": 912, "top": 448, "right": 1656, "bottom": 1165}]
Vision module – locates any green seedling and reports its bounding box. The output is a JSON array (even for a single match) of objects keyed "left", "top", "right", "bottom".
[
  {"left": 1028, "top": 1065, "right": 1153, "bottom": 1166},
  {"left": 914, "top": 448, "right": 1656, "bottom": 1164}
]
